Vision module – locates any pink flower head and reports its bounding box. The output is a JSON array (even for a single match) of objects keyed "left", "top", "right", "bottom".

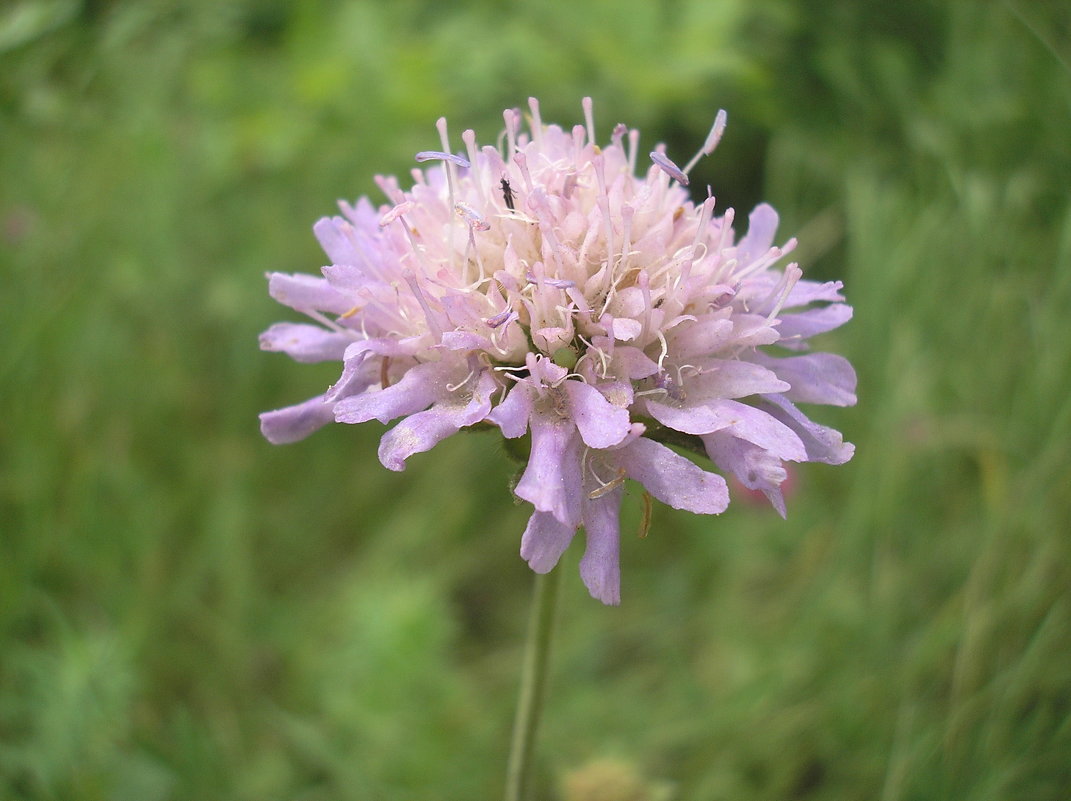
[{"left": 261, "top": 98, "right": 856, "bottom": 604}]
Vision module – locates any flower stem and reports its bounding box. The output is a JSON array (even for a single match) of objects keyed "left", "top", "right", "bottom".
[{"left": 505, "top": 567, "right": 562, "bottom": 801}]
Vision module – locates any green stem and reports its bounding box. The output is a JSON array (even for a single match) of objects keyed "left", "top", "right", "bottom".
[{"left": 505, "top": 567, "right": 562, "bottom": 801}]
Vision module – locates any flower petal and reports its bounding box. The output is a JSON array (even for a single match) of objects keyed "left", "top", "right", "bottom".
[
  {"left": 267, "top": 272, "right": 353, "bottom": 315},
  {"left": 565, "top": 380, "right": 631, "bottom": 448},
  {"left": 755, "top": 352, "right": 857, "bottom": 407},
  {"left": 333, "top": 361, "right": 448, "bottom": 424},
  {"left": 688, "top": 360, "right": 791, "bottom": 400},
  {"left": 736, "top": 203, "right": 780, "bottom": 264},
  {"left": 487, "top": 380, "right": 533, "bottom": 438},
  {"left": 259, "top": 322, "right": 352, "bottom": 363},
  {"left": 520, "top": 511, "right": 577, "bottom": 573},
  {"left": 776, "top": 304, "right": 853, "bottom": 341},
  {"left": 758, "top": 394, "right": 855, "bottom": 465},
  {"left": 617, "top": 437, "right": 728, "bottom": 514},
  {"left": 579, "top": 486, "right": 623, "bottom": 605},
  {"left": 515, "top": 414, "right": 583, "bottom": 526},
  {"left": 377, "top": 371, "right": 497, "bottom": 471},
  {"left": 259, "top": 395, "right": 336, "bottom": 444},
  {"left": 703, "top": 432, "right": 789, "bottom": 517}
]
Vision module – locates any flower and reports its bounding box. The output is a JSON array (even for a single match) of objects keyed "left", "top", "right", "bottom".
[{"left": 260, "top": 98, "right": 856, "bottom": 604}]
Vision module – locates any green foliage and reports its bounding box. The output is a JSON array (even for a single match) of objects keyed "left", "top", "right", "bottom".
[{"left": 2, "top": 0, "right": 1069, "bottom": 799}]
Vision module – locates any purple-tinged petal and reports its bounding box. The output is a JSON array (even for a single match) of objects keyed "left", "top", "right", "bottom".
[
  {"left": 313, "top": 217, "right": 359, "bottom": 266},
  {"left": 259, "top": 323, "right": 352, "bottom": 363},
  {"left": 645, "top": 398, "right": 735, "bottom": 436},
  {"left": 378, "top": 372, "right": 497, "bottom": 471},
  {"left": 260, "top": 395, "right": 336, "bottom": 444},
  {"left": 776, "top": 304, "right": 854, "bottom": 341},
  {"left": 754, "top": 352, "right": 857, "bottom": 407},
  {"left": 696, "top": 399, "right": 806, "bottom": 461},
  {"left": 613, "top": 346, "right": 660, "bottom": 379},
  {"left": 736, "top": 203, "right": 779, "bottom": 263},
  {"left": 564, "top": 380, "right": 631, "bottom": 448},
  {"left": 617, "top": 437, "right": 728, "bottom": 514},
  {"left": 579, "top": 486, "right": 623, "bottom": 605},
  {"left": 671, "top": 317, "right": 733, "bottom": 359},
  {"left": 333, "top": 361, "right": 448, "bottom": 424},
  {"left": 703, "top": 432, "right": 789, "bottom": 517},
  {"left": 520, "top": 511, "right": 577, "bottom": 574},
  {"left": 515, "top": 414, "right": 583, "bottom": 526},
  {"left": 758, "top": 394, "right": 855, "bottom": 465},
  {"left": 487, "top": 381, "right": 533, "bottom": 438},
  {"left": 611, "top": 317, "right": 642, "bottom": 342},
  {"left": 687, "top": 360, "right": 791, "bottom": 400},
  {"left": 267, "top": 272, "right": 354, "bottom": 315},
  {"left": 783, "top": 279, "right": 846, "bottom": 308},
  {"left": 439, "top": 331, "right": 493, "bottom": 351}
]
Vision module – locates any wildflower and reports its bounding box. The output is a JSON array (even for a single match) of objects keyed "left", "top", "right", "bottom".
[{"left": 260, "top": 98, "right": 855, "bottom": 604}]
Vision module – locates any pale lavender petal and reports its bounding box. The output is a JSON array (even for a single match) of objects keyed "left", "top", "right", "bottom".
[
  {"left": 324, "top": 340, "right": 399, "bottom": 402},
  {"left": 617, "top": 437, "right": 728, "bottom": 514},
  {"left": 735, "top": 203, "right": 779, "bottom": 263},
  {"left": 377, "top": 372, "right": 496, "bottom": 471},
  {"left": 697, "top": 399, "right": 806, "bottom": 461},
  {"left": 579, "top": 486, "right": 622, "bottom": 605},
  {"left": 487, "top": 381, "right": 533, "bottom": 439},
  {"left": 645, "top": 398, "right": 735, "bottom": 436},
  {"left": 703, "top": 432, "right": 789, "bottom": 517},
  {"left": 520, "top": 511, "right": 577, "bottom": 573},
  {"left": 564, "top": 380, "right": 631, "bottom": 448},
  {"left": 313, "top": 217, "right": 359, "bottom": 265},
  {"left": 672, "top": 317, "right": 733, "bottom": 359},
  {"left": 759, "top": 394, "right": 855, "bottom": 465},
  {"left": 515, "top": 414, "right": 583, "bottom": 526},
  {"left": 613, "top": 346, "right": 660, "bottom": 379},
  {"left": 783, "top": 279, "right": 846, "bottom": 308},
  {"left": 333, "top": 361, "right": 447, "bottom": 424},
  {"left": 754, "top": 352, "right": 857, "bottom": 407},
  {"left": 260, "top": 395, "right": 336, "bottom": 444},
  {"left": 267, "top": 272, "right": 353, "bottom": 315},
  {"left": 688, "top": 360, "right": 791, "bottom": 400},
  {"left": 259, "top": 322, "right": 352, "bottom": 363},
  {"left": 776, "top": 304, "right": 854, "bottom": 340}
]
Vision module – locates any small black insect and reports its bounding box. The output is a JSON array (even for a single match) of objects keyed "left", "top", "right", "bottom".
[{"left": 500, "top": 177, "right": 516, "bottom": 211}]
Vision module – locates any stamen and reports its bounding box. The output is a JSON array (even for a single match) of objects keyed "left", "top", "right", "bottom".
[
  {"left": 380, "top": 356, "right": 392, "bottom": 388},
  {"left": 415, "top": 151, "right": 471, "bottom": 169},
  {"left": 455, "top": 201, "right": 491, "bottom": 231},
  {"left": 527, "top": 97, "right": 543, "bottom": 146},
  {"left": 379, "top": 200, "right": 414, "bottom": 227},
  {"left": 486, "top": 308, "right": 518, "bottom": 328},
  {"left": 525, "top": 272, "right": 575, "bottom": 289},
  {"left": 650, "top": 149, "right": 689, "bottom": 185},
  {"left": 682, "top": 109, "right": 728, "bottom": 175},
  {"left": 446, "top": 368, "right": 477, "bottom": 392},
  {"left": 582, "top": 96, "right": 596, "bottom": 146},
  {"left": 503, "top": 108, "right": 520, "bottom": 157},
  {"left": 588, "top": 467, "right": 627, "bottom": 499}
]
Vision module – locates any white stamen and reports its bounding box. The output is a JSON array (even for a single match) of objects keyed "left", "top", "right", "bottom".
[
  {"left": 527, "top": 97, "right": 543, "bottom": 146},
  {"left": 582, "top": 96, "right": 595, "bottom": 146},
  {"left": 682, "top": 109, "right": 728, "bottom": 175},
  {"left": 378, "top": 201, "right": 414, "bottom": 227}
]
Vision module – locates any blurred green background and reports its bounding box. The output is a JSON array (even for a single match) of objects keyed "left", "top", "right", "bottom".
[{"left": 2, "top": 1, "right": 1070, "bottom": 799}]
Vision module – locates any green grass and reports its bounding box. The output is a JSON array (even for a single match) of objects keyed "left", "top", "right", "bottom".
[{"left": 2, "top": 1, "right": 1070, "bottom": 799}]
